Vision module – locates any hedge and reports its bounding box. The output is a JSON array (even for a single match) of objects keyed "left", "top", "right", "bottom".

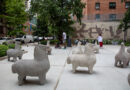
[
  {"left": 8, "top": 44, "right": 15, "bottom": 49},
  {"left": 0, "top": 45, "right": 9, "bottom": 57},
  {"left": 125, "top": 41, "right": 130, "bottom": 46},
  {"left": 40, "top": 40, "right": 59, "bottom": 45}
]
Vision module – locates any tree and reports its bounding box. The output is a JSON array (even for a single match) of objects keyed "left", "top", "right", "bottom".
[
  {"left": 118, "top": 8, "right": 130, "bottom": 41},
  {"left": 0, "top": 0, "right": 7, "bottom": 35},
  {"left": 0, "top": 0, "right": 28, "bottom": 36},
  {"left": 30, "top": 0, "right": 85, "bottom": 41}
]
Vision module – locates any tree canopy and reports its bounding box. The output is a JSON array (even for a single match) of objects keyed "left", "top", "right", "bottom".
[
  {"left": 0, "top": 0, "right": 28, "bottom": 36},
  {"left": 30, "top": 0, "right": 85, "bottom": 40},
  {"left": 118, "top": 8, "right": 130, "bottom": 41}
]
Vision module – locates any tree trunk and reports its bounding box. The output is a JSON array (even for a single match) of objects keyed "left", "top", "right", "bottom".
[
  {"left": 2, "top": 18, "right": 7, "bottom": 36},
  {"left": 58, "top": 31, "right": 63, "bottom": 44}
]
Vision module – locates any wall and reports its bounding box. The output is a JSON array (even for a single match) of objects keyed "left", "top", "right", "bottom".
[
  {"left": 73, "top": 21, "right": 130, "bottom": 40},
  {"left": 81, "top": 0, "right": 130, "bottom": 21}
]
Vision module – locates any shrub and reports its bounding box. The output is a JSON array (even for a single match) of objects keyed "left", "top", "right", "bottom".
[
  {"left": 125, "top": 41, "right": 130, "bottom": 46},
  {"left": 40, "top": 40, "right": 59, "bottom": 45},
  {"left": 2, "top": 42, "right": 7, "bottom": 45},
  {"left": 103, "top": 40, "right": 112, "bottom": 45},
  {"left": 40, "top": 40, "right": 47, "bottom": 45},
  {"left": 118, "top": 40, "right": 123, "bottom": 45},
  {"left": 50, "top": 40, "right": 59, "bottom": 44},
  {"left": 8, "top": 44, "right": 15, "bottom": 49},
  {"left": 0, "top": 45, "right": 8, "bottom": 57},
  {"left": 88, "top": 39, "right": 94, "bottom": 43}
]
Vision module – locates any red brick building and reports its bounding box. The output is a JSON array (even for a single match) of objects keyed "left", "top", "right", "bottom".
[{"left": 81, "top": 0, "right": 130, "bottom": 21}]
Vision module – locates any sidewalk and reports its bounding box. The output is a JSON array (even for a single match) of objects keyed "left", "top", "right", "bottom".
[{"left": 0, "top": 45, "right": 130, "bottom": 90}]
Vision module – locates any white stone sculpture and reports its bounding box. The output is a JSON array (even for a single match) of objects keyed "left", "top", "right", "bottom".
[
  {"left": 85, "top": 43, "right": 99, "bottom": 53},
  {"left": 127, "top": 47, "right": 130, "bottom": 53},
  {"left": 46, "top": 41, "right": 52, "bottom": 55},
  {"left": 93, "top": 41, "right": 99, "bottom": 53},
  {"left": 67, "top": 44, "right": 96, "bottom": 73},
  {"left": 7, "top": 49, "right": 25, "bottom": 62},
  {"left": 15, "top": 42, "right": 21, "bottom": 50},
  {"left": 7, "top": 43, "right": 24, "bottom": 62},
  {"left": 126, "top": 47, "right": 130, "bottom": 66},
  {"left": 72, "top": 41, "right": 83, "bottom": 54},
  {"left": 115, "top": 43, "right": 129, "bottom": 67},
  {"left": 12, "top": 45, "right": 50, "bottom": 85},
  {"left": 7, "top": 40, "right": 15, "bottom": 44},
  {"left": 128, "top": 73, "right": 130, "bottom": 85}
]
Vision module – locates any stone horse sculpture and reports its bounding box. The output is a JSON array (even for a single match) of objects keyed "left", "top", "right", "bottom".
[
  {"left": 72, "top": 41, "right": 83, "bottom": 54},
  {"left": 12, "top": 45, "right": 50, "bottom": 85},
  {"left": 115, "top": 43, "right": 129, "bottom": 67},
  {"left": 7, "top": 43, "right": 24, "bottom": 62},
  {"left": 67, "top": 44, "right": 96, "bottom": 73},
  {"left": 93, "top": 41, "right": 99, "bottom": 53},
  {"left": 46, "top": 41, "right": 52, "bottom": 55},
  {"left": 128, "top": 73, "right": 130, "bottom": 85}
]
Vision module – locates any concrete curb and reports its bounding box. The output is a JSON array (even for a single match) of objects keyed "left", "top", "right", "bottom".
[
  {"left": 0, "top": 50, "right": 27, "bottom": 61},
  {"left": 0, "top": 56, "right": 7, "bottom": 61}
]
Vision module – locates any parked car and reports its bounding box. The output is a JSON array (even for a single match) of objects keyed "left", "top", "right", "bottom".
[
  {"left": 38, "top": 37, "right": 43, "bottom": 41},
  {"left": 13, "top": 36, "right": 23, "bottom": 42},
  {"left": 0, "top": 37, "right": 12, "bottom": 44},
  {"left": 22, "top": 35, "right": 34, "bottom": 43},
  {"left": 33, "top": 36, "right": 39, "bottom": 42}
]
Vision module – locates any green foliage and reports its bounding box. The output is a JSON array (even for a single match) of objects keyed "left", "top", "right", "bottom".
[
  {"left": 50, "top": 40, "right": 59, "bottom": 44},
  {"left": 103, "top": 40, "right": 112, "bottom": 45},
  {"left": 2, "top": 42, "right": 8, "bottom": 45},
  {"left": 30, "top": 0, "right": 85, "bottom": 39},
  {"left": 0, "top": 45, "right": 8, "bottom": 57},
  {"left": 88, "top": 39, "right": 95, "bottom": 43},
  {"left": 118, "top": 8, "right": 130, "bottom": 31},
  {"left": 8, "top": 44, "right": 15, "bottom": 49},
  {"left": 125, "top": 41, "right": 130, "bottom": 46},
  {"left": 5, "top": 0, "right": 27, "bottom": 27},
  {"left": 118, "top": 8, "right": 130, "bottom": 41},
  {"left": 0, "top": 0, "right": 28, "bottom": 36},
  {"left": 40, "top": 40, "right": 59, "bottom": 45},
  {"left": 8, "top": 30, "right": 25, "bottom": 37},
  {"left": 40, "top": 40, "right": 47, "bottom": 45}
]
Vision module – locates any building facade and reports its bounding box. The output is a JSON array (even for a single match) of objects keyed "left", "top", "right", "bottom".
[
  {"left": 82, "top": 0, "right": 130, "bottom": 21},
  {"left": 73, "top": 0, "right": 130, "bottom": 40}
]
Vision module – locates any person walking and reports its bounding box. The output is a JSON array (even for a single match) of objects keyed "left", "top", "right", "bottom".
[
  {"left": 97, "top": 34, "right": 103, "bottom": 48},
  {"left": 62, "top": 32, "right": 67, "bottom": 49}
]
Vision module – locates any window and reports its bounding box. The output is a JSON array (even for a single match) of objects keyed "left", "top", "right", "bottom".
[
  {"left": 109, "top": 14, "right": 116, "bottom": 20},
  {"left": 25, "top": 0, "right": 29, "bottom": 8},
  {"left": 95, "top": 14, "right": 100, "bottom": 20},
  {"left": 125, "top": 2, "right": 130, "bottom": 9},
  {"left": 95, "top": 3, "right": 100, "bottom": 10},
  {"left": 109, "top": 2, "right": 116, "bottom": 9}
]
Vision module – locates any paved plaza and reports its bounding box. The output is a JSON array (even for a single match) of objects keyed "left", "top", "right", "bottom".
[{"left": 0, "top": 44, "right": 130, "bottom": 90}]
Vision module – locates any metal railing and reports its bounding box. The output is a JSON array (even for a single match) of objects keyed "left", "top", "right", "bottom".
[{"left": 81, "top": 13, "right": 124, "bottom": 22}]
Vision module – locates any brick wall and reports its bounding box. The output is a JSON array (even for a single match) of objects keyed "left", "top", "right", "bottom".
[{"left": 82, "top": 0, "right": 130, "bottom": 21}]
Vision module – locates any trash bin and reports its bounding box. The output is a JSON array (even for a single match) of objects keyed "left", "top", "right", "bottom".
[{"left": 67, "top": 38, "right": 71, "bottom": 47}]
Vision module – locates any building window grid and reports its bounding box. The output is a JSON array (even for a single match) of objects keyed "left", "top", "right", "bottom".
[
  {"left": 125, "top": 2, "right": 130, "bottom": 9},
  {"left": 95, "top": 14, "right": 100, "bottom": 20},
  {"left": 25, "top": 0, "right": 29, "bottom": 9},
  {"left": 109, "top": 2, "right": 116, "bottom": 9},
  {"left": 109, "top": 14, "right": 116, "bottom": 21},
  {"left": 95, "top": 3, "right": 100, "bottom": 10}
]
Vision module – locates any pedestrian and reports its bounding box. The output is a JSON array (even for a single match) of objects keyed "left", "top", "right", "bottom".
[
  {"left": 62, "top": 32, "right": 67, "bottom": 49},
  {"left": 75, "top": 39, "right": 79, "bottom": 45},
  {"left": 97, "top": 34, "right": 103, "bottom": 48}
]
